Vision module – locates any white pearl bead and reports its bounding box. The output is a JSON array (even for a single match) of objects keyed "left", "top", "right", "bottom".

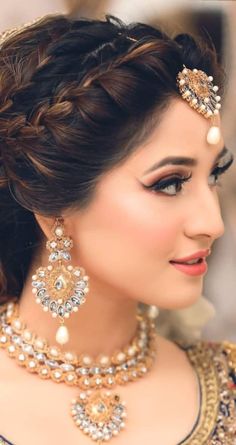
[
  {"left": 208, "top": 75, "right": 213, "bottom": 81},
  {"left": 55, "top": 227, "right": 63, "bottom": 237},
  {"left": 56, "top": 325, "right": 69, "bottom": 345},
  {"left": 213, "top": 85, "right": 219, "bottom": 92},
  {"left": 183, "top": 68, "right": 188, "bottom": 74},
  {"left": 179, "top": 79, "right": 185, "bottom": 85},
  {"left": 215, "top": 95, "right": 221, "bottom": 102},
  {"left": 148, "top": 305, "right": 160, "bottom": 319},
  {"left": 207, "top": 126, "right": 221, "bottom": 145}
]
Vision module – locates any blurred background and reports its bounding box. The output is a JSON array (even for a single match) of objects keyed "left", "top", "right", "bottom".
[{"left": 0, "top": 0, "right": 235, "bottom": 341}]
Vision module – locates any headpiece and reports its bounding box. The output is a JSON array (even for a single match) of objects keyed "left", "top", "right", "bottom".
[{"left": 177, "top": 65, "right": 222, "bottom": 145}]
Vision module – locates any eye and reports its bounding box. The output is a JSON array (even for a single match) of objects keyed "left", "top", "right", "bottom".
[
  {"left": 208, "top": 155, "right": 234, "bottom": 187},
  {"left": 144, "top": 173, "right": 192, "bottom": 196}
]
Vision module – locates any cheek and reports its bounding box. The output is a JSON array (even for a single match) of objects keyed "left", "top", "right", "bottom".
[{"left": 75, "top": 184, "right": 182, "bottom": 272}]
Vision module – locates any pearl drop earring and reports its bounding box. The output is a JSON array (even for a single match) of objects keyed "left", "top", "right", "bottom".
[{"left": 31, "top": 217, "right": 90, "bottom": 345}]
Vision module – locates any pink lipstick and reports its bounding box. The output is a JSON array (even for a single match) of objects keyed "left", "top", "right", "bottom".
[{"left": 170, "top": 249, "right": 210, "bottom": 276}]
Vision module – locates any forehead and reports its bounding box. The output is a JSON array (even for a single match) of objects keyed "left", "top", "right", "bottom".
[{"left": 128, "top": 98, "right": 223, "bottom": 169}]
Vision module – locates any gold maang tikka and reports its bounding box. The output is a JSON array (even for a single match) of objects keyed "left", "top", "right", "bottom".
[
  {"left": 32, "top": 217, "right": 89, "bottom": 345},
  {"left": 177, "top": 65, "right": 222, "bottom": 145}
]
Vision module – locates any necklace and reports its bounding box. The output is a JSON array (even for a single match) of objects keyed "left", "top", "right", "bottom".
[{"left": 0, "top": 300, "right": 158, "bottom": 444}]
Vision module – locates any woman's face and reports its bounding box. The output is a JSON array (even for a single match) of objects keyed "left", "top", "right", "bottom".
[{"left": 68, "top": 98, "right": 233, "bottom": 309}]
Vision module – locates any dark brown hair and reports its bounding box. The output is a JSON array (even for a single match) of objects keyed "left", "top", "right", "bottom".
[{"left": 0, "top": 14, "right": 223, "bottom": 303}]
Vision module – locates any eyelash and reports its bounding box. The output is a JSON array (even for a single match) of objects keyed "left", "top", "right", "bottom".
[{"left": 145, "top": 157, "right": 234, "bottom": 196}]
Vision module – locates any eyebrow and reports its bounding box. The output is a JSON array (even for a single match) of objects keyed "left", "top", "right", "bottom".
[{"left": 143, "top": 146, "right": 228, "bottom": 175}]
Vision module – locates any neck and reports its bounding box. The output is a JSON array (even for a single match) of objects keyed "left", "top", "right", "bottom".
[{"left": 18, "top": 250, "right": 139, "bottom": 358}]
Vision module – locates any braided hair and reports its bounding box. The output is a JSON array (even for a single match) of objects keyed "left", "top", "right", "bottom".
[{"left": 0, "top": 14, "right": 223, "bottom": 302}]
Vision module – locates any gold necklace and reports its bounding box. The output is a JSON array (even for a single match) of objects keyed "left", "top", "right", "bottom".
[{"left": 0, "top": 300, "right": 157, "bottom": 444}]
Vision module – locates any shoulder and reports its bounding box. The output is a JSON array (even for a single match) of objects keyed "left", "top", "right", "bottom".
[{"left": 184, "top": 339, "right": 236, "bottom": 442}]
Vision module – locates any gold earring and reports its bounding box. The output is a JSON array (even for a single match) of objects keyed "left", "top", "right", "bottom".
[{"left": 31, "top": 217, "right": 89, "bottom": 345}]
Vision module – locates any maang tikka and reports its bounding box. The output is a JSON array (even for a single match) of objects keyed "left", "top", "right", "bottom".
[
  {"left": 31, "top": 217, "right": 89, "bottom": 345},
  {"left": 177, "top": 65, "right": 222, "bottom": 145}
]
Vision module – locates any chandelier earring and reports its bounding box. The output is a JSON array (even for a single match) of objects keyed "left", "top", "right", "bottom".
[{"left": 31, "top": 217, "right": 89, "bottom": 345}]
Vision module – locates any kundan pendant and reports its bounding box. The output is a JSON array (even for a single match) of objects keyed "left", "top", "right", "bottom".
[{"left": 71, "top": 390, "right": 127, "bottom": 443}]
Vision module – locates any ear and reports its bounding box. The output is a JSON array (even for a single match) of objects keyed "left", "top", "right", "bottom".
[{"left": 34, "top": 213, "right": 56, "bottom": 240}]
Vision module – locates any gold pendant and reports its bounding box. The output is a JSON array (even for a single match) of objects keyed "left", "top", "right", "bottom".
[{"left": 71, "top": 389, "right": 127, "bottom": 443}]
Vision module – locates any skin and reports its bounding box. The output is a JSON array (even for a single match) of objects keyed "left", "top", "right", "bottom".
[{"left": 0, "top": 98, "right": 232, "bottom": 444}]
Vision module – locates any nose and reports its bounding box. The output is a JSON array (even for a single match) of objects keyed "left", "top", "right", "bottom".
[{"left": 184, "top": 187, "right": 225, "bottom": 242}]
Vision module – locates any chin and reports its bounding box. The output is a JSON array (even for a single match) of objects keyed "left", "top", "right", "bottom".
[{"left": 149, "top": 281, "right": 203, "bottom": 311}]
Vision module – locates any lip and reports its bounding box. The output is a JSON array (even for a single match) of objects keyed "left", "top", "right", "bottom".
[
  {"left": 170, "top": 259, "right": 208, "bottom": 276},
  {"left": 171, "top": 249, "right": 211, "bottom": 263}
]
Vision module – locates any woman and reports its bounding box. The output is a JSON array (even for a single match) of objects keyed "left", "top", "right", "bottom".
[{"left": 0, "top": 14, "right": 235, "bottom": 445}]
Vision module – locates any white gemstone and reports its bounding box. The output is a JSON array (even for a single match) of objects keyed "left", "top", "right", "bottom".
[
  {"left": 54, "top": 370, "right": 62, "bottom": 379},
  {"left": 74, "top": 270, "right": 81, "bottom": 277},
  {"left": 82, "top": 355, "right": 92, "bottom": 366},
  {"left": 22, "top": 344, "right": 34, "bottom": 355},
  {"left": 99, "top": 355, "right": 110, "bottom": 366},
  {"left": 12, "top": 319, "right": 22, "bottom": 330},
  {"left": 4, "top": 326, "right": 13, "bottom": 335},
  {"left": 60, "top": 363, "right": 74, "bottom": 372},
  {"left": 35, "top": 339, "right": 45, "bottom": 349},
  {"left": 207, "top": 126, "right": 221, "bottom": 145},
  {"left": 29, "top": 360, "right": 36, "bottom": 368},
  {"left": 65, "top": 352, "right": 76, "bottom": 362},
  {"left": 56, "top": 325, "right": 69, "bottom": 345},
  {"left": 49, "top": 347, "right": 59, "bottom": 357}
]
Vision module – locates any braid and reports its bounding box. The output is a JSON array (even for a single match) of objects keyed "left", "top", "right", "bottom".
[{"left": 0, "top": 14, "right": 223, "bottom": 301}]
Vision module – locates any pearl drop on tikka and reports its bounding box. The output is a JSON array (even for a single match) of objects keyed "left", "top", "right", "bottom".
[{"left": 207, "top": 126, "right": 221, "bottom": 145}]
